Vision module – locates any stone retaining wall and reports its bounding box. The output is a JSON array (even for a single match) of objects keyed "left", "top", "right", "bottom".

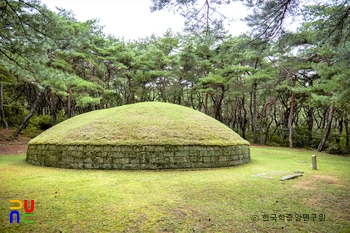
[{"left": 26, "top": 144, "right": 250, "bottom": 170}]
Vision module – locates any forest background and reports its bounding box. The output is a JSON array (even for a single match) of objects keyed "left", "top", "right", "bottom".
[{"left": 1, "top": 0, "right": 349, "bottom": 154}]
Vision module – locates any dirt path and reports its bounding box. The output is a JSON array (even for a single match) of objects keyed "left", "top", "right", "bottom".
[{"left": 0, "top": 129, "right": 31, "bottom": 155}]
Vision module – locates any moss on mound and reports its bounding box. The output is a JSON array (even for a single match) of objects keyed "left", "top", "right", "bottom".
[{"left": 29, "top": 102, "right": 249, "bottom": 146}]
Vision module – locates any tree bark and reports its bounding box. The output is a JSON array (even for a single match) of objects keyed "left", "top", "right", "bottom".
[
  {"left": 265, "top": 113, "right": 274, "bottom": 145},
  {"left": 259, "top": 103, "right": 267, "bottom": 144},
  {"left": 307, "top": 107, "right": 314, "bottom": 147},
  {"left": 13, "top": 87, "right": 47, "bottom": 138},
  {"left": 345, "top": 119, "right": 349, "bottom": 148},
  {"left": 317, "top": 105, "right": 335, "bottom": 151},
  {"left": 204, "top": 92, "right": 208, "bottom": 115},
  {"left": 0, "top": 83, "right": 9, "bottom": 129},
  {"left": 241, "top": 95, "right": 247, "bottom": 139},
  {"left": 231, "top": 103, "right": 236, "bottom": 130},
  {"left": 126, "top": 74, "right": 135, "bottom": 103},
  {"left": 210, "top": 86, "right": 224, "bottom": 122},
  {"left": 249, "top": 91, "right": 253, "bottom": 132},
  {"left": 252, "top": 82, "right": 258, "bottom": 143},
  {"left": 288, "top": 77, "right": 296, "bottom": 148},
  {"left": 49, "top": 92, "right": 56, "bottom": 126},
  {"left": 337, "top": 117, "right": 343, "bottom": 144}
]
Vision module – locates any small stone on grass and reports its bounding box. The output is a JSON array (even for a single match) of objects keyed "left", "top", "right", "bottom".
[{"left": 279, "top": 174, "right": 303, "bottom": 181}]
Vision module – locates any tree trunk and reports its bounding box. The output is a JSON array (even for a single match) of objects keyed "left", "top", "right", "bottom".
[
  {"left": 321, "top": 108, "right": 327, "bottom": 129},
  {"left": 223, "top": 101, "right": 229, "bottom": 126},
  {"left": 125, "top": 74, "right": 135, "bottom": 103},
  {"left": 252, "top": 83, "right": 257, "bottom": 143},
  {"left": 345, "top": 119, "right": 349, "bottom": 148},
  {"left": 0, "top": 83, "right": 9, "bottom": 129},
  {"left": 264, "top": 113, "right": 274, "bottom": 145},
  {"left": 288, "top": 77, "right": 296, "bottom": 148},
  {"left": 231, "top": 103, "right": 236, "bottom": 130},
  {"left": 204, "top": 92, "right": 208, "bottom": 115},
  {"left": 337, "top": 117, "right": 343, "bottom": 144},
  {"left": 317, "top": 105, "right": 335, "bottom": 151},
  {"left": 259, "top": 117, "right": 264, "bottom": 144},
  {"left": 249, "top": 91, "right": 253, "bottom": 132},
  {"left": 49, "top": 92, "right": 57, "bottom": 126},
  {"left": 215, "top": 86, "right": 225, "bottom": 122},
  {"left": 13, "top": 87, "right": 47, "bottom": 138},
  {"left": 272, "top": 105, "right": 280, "bottom": 134},
  {"left": 211, "top": 89, "right": 224, "bottom": 122},
  {"left": 307, "top": 107, "right": 314, "bottom": 147},
  {"left": 242, "top": 95, "right": 247, "bottom": 139},
  {"left": 259, "top": 102, "right": 269, "bottom": 144}
]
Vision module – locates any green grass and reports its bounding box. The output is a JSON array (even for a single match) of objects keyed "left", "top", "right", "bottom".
[
  {"left": 29, "top": 102, "right": 249, "bottom": 146},
  {"left": 1, "top": 146, "right": 349, "bottom": 233}
]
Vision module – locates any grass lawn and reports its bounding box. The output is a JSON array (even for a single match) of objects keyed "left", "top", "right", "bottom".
[{"left": 0, "top": 146, "right": 349, "bottom": 233}]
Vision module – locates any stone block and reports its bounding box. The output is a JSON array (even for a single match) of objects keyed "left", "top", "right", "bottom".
[
  {"left": 206, "top": 146, "right": 215, "bottom": 151},
  {"left": 129, "top": 158, "right": 140, "bottom": 164},
  {"left": 154, "top": 146, "right": 165, "bottom": 152},
  {"left": 100, "top": 163, "right": 112, "bottom": 170},
  {"left": 75, "top": 146, "right": 84, "bottom": 151},
  {"left": 74, "top": 151, "right": 83, "bottom": 158},
  {"left": 103, "top": 157, "right": 112, "bottom": 164},
  {"left": 206, "top": 150, "right": 216, "bottom": 156},
  {"left": 93, "top": 151, "right": 102, "bottom": 158},
  {"left": 142, "top": 163, "right": 157, "bottom": 170},
  {"left": 102, "top": 146, "right": 112, "bottom": 152},
  {"left": 124, "top": 163, "right": 140, "bottom": 170},
  {"left": 199, "top": 150, "right": 208, "bottom": 157},
  {"left": 111, "top": 152, "right": 122, "bottom": 158},
  {"left": 243, "top": 152, "right": 250, "bottom": 159},
  {"left": 189, "top": 155, "right": 201, "bottom": 163},
  {"left": 69, "top": 163, "right": 78, "bottom": 169},
  {"left": 164, "top": 145, "right": 172, "bottom": 152},
  {"left": 84, "top": 157, "right": 92, "bottom": 163},
  {"left": 202, "top": 156, "right": 211, "bottom": 163},
  {"left": 174, "top": 151, "right": 187, "bottom": 157},
  {"left": 126, "top": 152, "right": 138, "bottom": 159},
  {"left": 202, "top": 162, "right": 214, "bottom": 168},
  {"left": 141, "top": 154, "right": 150, "bottom": 164},
  {"left": 113, "top": 163, "right": 122, "bottom": 169},
  {"left": 119, "top": 146, "right": 130, "bottom": 152},
  {"left": 62, "top": 156, "right": 73, "bottom": 163},
  {"left": 170, "top": 156, "right": 188, "bottom": 163},
  {"left": 110, "top": 146, "right": 120, "bottom": 152},
  {"left": 188, "top": 150, "right": 200, "bottom": 156},
  {"left": 163, "top": 152, "right": 174, "bottom": 158},
  {"left": 142, "top": 146, "right": 153, "bottom": 152},
  {"left": 114, "top": 158, "right": 129, "bottom": 164},
  {"left": 101, "top": 151, "right": 108, "bottom": 157}
]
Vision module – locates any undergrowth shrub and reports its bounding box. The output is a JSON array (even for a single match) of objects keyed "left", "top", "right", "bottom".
[
  {"left": 29, "top": 115, "right": 52, "bottom": 130},
  {"left": 325, "top": 143, "right": 344, "bottom": 154}
]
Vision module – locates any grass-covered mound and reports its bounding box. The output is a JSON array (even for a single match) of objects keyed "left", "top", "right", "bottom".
[
  {"left": 29, "top": 102, "right": 249, "bottom": 146},
  {"left": 27, "top": 102, "right": 250, "bottom": 169}
]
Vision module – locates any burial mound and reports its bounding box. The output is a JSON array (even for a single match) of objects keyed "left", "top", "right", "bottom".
[{"left": 26, "top": 102, "right": 250, "bottom": 169}]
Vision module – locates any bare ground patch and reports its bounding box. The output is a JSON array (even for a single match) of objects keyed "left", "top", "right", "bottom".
[
  {"left": 293, "top": 175, "right": 343, "bottom": 190},
  {"left": 0, "top": 129, "right": 32, "bottom": 155},
  {"left": 294, "top": 175, "right": 350, "bottom": 223}
]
